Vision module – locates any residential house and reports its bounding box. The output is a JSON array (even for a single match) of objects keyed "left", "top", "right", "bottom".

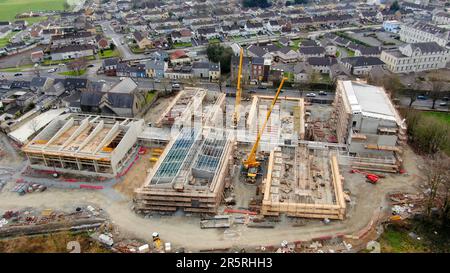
[
  {"left": 95, "top": 35, "right": 109, "bottom": 49},
  {"left": 170, "top": 50, "right": 191, "bottom": 65},
  {"left": 274, "top": 46, "right": 299, "bottom": 63},
  {"left": 244, "top": 21, "right": 264, "bottom": 35},
  {"left": 380, "top": 42, "right": 450, "bottom": 74},
  {"left": 339, "top": 56, "right": 385, "bottom": 76},
  {"left": 45, "top": 82, "right": 65, "bottom": 97},
  {"left": 50, "top": 45, "right": 96, "bottom": 61},
  {"left": 30, "top": 77, "right": 54, "bottom": 93},
  {"left": 133, "top": 31, "right": 152, "bottom": 49},
  {"left": 50, "top": 31, "right": 94, "bottom": 48},
  {"left": 265, "top": 20, "right": 282, "bottom": 32},
  {"left": 171, "top": 29, "right": 193, "bottom": 44},
  {"left": 116, "top": 63, "right": 146, "bottom": 78},
  {"left": 209, "top": 62, "right": 221, "bottom": 81},
  {"left": 293, "top": 62, "right": 313, "bottom": 83},
  {"left": 31, "top": 51, "right": 44, "bottom": 63},
  {"left": 165, "top": 65, "right": 193, "bottom": 80},
  {"left": 354, "top": 46, "right": 381, "bottom": 57},
  {"left": 54, "top": 78, "right": 88, "bottom": 91},
  {"left": 196, "top": 27, "right": 219, "bottom": 40},
  {"left": 383, "top": 20, "right": 402, "bottom": 33},
  {"left": 307, "top": 57, "right": 337, "bottom": 75},
  {"left": 299, "top": 46, "right": 326, "bottom": 61},
  {"left": 80, "top": 78, "right": 144, "bottom": 117},
  {"left": 230, "top": 56, "right": 266, "bottom": 85},
  {"left": 221, "top": 24, "right": 241, "bottom": 36},
  {"left": 192, "top": 62, "right": 210, "bottom": 79},
  {"left": 432, "top": 12, "right": 450, "bottom": 25},
  {"left": 102, "top": 58, "right": 120, "bottom": 76},
  {"left": 145, "top": 59, "right": 167, "bottom": 79}
]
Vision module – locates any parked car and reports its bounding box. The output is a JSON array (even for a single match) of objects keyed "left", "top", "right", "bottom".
[
  {"left": 87, "top": 64, "right": 94, "bottom": 68},
  {"left": 306, "top": 93, "right": 317, "bottom": 97},
  {"left": 47, "top": 68, "right": 57, "bottom": 73},
  {"left": 439, "top": 102, "right": 448, "bottom": 107},
  {"left": 318, "top": 91, "right": 327, "bottom": 96},
  {"left": 14, "top": 73, "right": 23, "bottom": 76},
  {"left": 417, "top": 95, "right": 427, "bottom": 100}
]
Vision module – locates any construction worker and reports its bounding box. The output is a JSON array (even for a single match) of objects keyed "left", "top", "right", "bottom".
[{"left": 152, "top": 232, "right": 162, "bottom": 252}]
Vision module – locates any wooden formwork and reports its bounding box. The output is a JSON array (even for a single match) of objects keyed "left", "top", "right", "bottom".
[
  {"left": 134, "top": 134, "right": 235, "bottom": 215},
  {"left": 261, "top": 150, "right": 346, "bottom": 220}
]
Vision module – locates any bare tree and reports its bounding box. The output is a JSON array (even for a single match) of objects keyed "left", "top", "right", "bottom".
[
  {"left": 428, "top": 73, "right": 445, "bottom": 109},
  {"left": 28, "top": 119, "right": 40, "bottom": 134},
  {"left": 67, "top": 57, "right": 88, "bottom": 76},
  {"left": 424, "top": 154, "right": 448, "bottom": 218},
  {"left": 440, "top": 160, "right": 450, "bottom": 226}
]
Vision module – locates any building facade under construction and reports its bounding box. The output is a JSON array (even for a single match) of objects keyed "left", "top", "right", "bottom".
[
  {"left": 22, "top": 114, "right": 144, "bottom": 177},
  {"left": 333, "top": 80, "right": 407, "bottom": 172},
  {"left": 135, "top": 127, "right": 235, "bottom": 214}
]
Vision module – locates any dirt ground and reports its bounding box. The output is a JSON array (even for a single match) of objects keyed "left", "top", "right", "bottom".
[
  {"left": 0, "top": 145, "right": 426, "bottom": 251},
  {"left": 0, "top": 231, "right": 111, "bottom": 253},
  {"left": 113, "top": 147, "right": 164, "bottom": 197},
  {"left": 142, "top": 95, "right": 176, "bottom": 124}
]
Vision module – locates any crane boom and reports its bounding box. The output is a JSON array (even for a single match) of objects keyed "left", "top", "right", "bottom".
[
  {"left": 232, "top": 48, "right": 244, "bottom": 126},
  {"left": 243, "top": 77, "right": 288, "bottom": 168}
]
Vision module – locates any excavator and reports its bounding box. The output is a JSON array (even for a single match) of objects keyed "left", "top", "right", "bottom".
[{"left": 242, "top": 77, "right": 288, "bottom": 183}]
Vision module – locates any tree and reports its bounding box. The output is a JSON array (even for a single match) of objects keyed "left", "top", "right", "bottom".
[
  {"left": 382, "top": 74, "right": 403, "bottom": 99},
  {"left": 63, "top": 0, "right": 71, "bottom": 10},
  {"left": 242, "top": 0, "right": 271, "bottom": 8},
  {"left": 428, "top": 73, "right": 446, "bottom": 109},
  {"left": 206, "top": 44, "right": 233, "bottom": 74},
  {"left": 110, "top": 43, "right": 116, "bottom": 51},
  {"left": 424, "top": 153, "right": 449, "bottom": 218},
  {"left": 68, "top": 57, "right": 88, "bottom": 76},
  {"left": 308, "top": 70, "right": 320, "bottom": 84},
  {"left": 390, "top": 1, "right": 400, "bottom": 12}
]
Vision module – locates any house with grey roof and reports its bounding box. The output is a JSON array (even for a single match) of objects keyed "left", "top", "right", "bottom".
[
  {"left": 145, "top": 59, "right": 167, "bottom": 79},
  {"left": 299, "top": 46, "right": 326, "bottom": 61},
  {"left": 80, "top": 78, "right": 144, "bottom": 117},
  {"left": 30, "top": 77, "right": 54, "bottom": 93},
  {"left": 339, "top": 56, "right": 385, "bottom": 76}
]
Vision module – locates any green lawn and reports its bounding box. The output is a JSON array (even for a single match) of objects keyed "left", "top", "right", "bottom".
[
  {"left": 0, "top": 31, "right": 15, "bottom": 48},
  {"left": 99, "top": 49, "right": 120, "bottom": 59},
  {"left": 173, "top": 42, "right": 192, "bottom": 48},
  {"left": 145, "top": 91, "right": 156, "bottom": 103},
  {"left": 0, "top": 64, "right": 34, "bottom": 72},
  {"left": 283, "top": 71, "right": 294, "bottom": 82},
  {"left": 423, "top": 111, "right": 450, "bottom": 125},
  {"left": 208, "top": 38, "right": 220, "bottom": 44},
  {"left": 58, "top": 69, "right": 86, "bottom": 76},
  {"left": 290, "top": 39, "right": 302, "bottom": 51},
  {"left": 0, "top": 0, "right": 67, "bottom": 21},
  {"left": 379, "top": 228, "right": 429, "bottom": 253}
]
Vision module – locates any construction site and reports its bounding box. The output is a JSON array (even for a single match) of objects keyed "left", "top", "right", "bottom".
[
  {"left": 11, "top": 50, "right": 411, "bottom": 239},
  {"left": 22, "top": 114, "right": 144, "bottom": 177}
]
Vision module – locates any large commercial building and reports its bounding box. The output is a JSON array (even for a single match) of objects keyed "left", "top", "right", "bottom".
[
  {"left": 22, "top": 114, "right": 144, "bottom": 177},
  {"left": 380, "top": 42, "right": 450, "bottom": 73},
  {"left": 333, "top": 80, "right": 407, "bottom": 172}
]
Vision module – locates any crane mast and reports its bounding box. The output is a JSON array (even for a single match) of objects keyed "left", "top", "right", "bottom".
[
  {"left": 232, "top": 48, "right": 244, "bottom": 127},
  {"left": 243, "top": 77, "right": 288, "bottom": 169}
]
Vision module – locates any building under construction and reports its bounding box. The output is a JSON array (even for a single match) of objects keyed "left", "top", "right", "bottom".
[
  {"left": 333, "top": 80, "right": 407, "bottom": 172},
  {"left": 22, "top": 114, "right": 144, "bottom": 177},
  {"left": 135, "top": 127, "right": 235, "bottom": 214},
  {"left": 261, "top": 145, "right": 346, "bottom": 220},
  {"left": 154, "top": 87, "right": 226, "bottom": 129}
]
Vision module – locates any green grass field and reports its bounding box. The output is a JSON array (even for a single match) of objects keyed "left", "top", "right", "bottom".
[
  {"left": 99, "top": 49, "right": 120, "bottom": 59},
  {"left": 423, "top": 111, "right": 450, "bottom": 125},
  {"left": 0, "top": 31, "right": 15, "bottom": 48},
  {"left": 0, "top": 0, "right": 67, "bottom": 22},
  {"left": 58, "top": 69, "right": 86, "bottom": 76}
]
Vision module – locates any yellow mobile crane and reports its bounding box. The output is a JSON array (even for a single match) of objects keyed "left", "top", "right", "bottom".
[
  {"left": 243, "top": 77, "right": 288, "bottom": 182},
  {"left": 232, "top": 48, "right": 244, "bottom": 128}
]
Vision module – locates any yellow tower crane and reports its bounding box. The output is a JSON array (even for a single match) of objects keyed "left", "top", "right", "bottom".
[
  {"left": 232, "top": 48, "right": 244, "bottom": 128},
  {"left": 243, "top": 77, "right": 288, "bottom": 180}
]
